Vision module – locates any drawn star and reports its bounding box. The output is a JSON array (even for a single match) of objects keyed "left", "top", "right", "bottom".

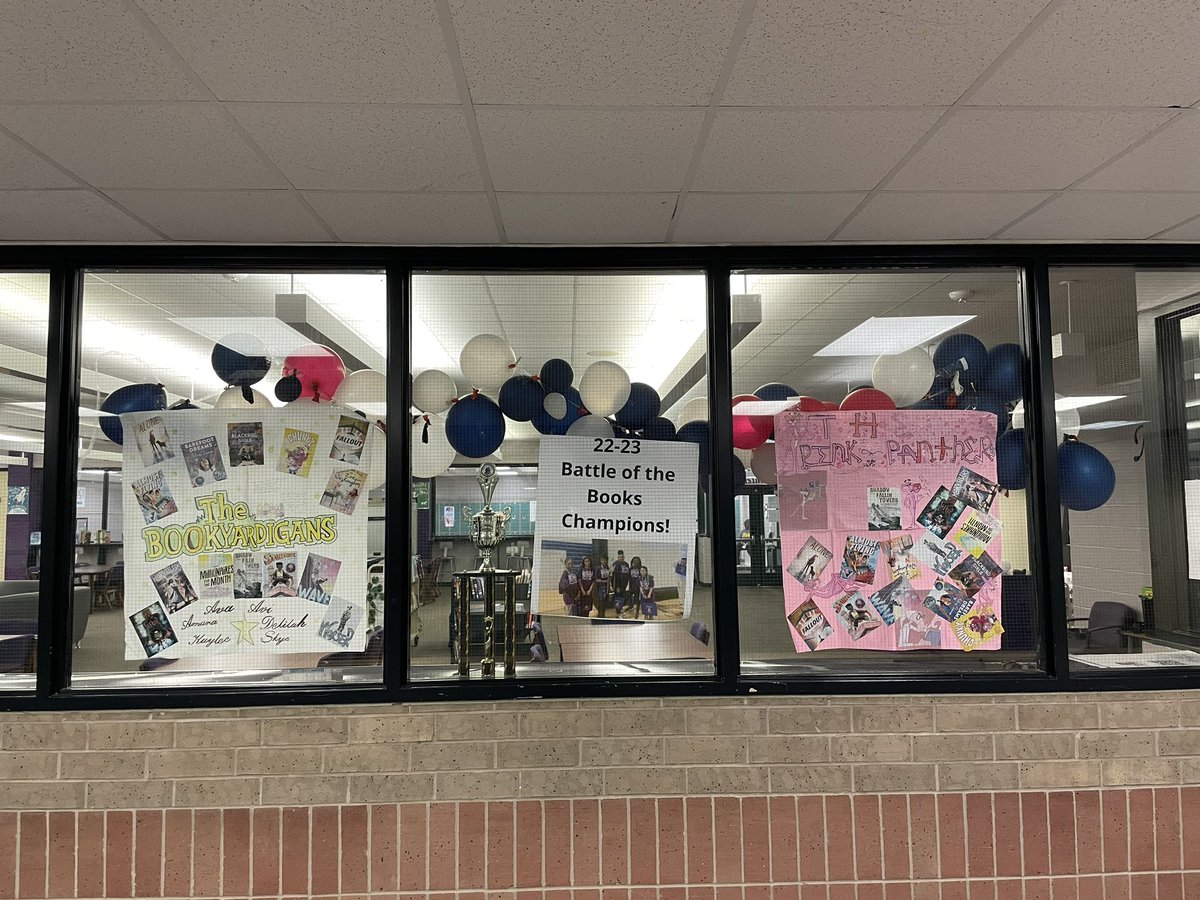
[{"left": 232, "top": 618, "right": 257, "bottom": 646}]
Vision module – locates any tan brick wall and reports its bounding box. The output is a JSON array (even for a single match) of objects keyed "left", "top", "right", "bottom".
[{"left": 1, "top": 690, "right": 1199, "bottom": 809}]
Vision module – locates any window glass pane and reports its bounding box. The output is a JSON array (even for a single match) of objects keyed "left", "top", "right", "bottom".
[
  {"left": 0, "top": 272, "right": 50, "bottom": 691},
  {"left": 70, "top": 271, "right": 386, "bottom": 689},
  {"left": 410, "top": 271, "right": 713, "bottom": 680},
  {"left": 1055, "top": 267, "right": 1200, "bottom": 671},
  {"left": 732, "top": 269, "right": 1042, "bottom": 675}
]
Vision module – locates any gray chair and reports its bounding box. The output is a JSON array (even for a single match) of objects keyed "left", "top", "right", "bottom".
[
  {"left": 1066, "top": 601, "right": 1139, "bottom": 653},
  {"left": 0, "top": 580, "right": 93, "bottom": 648}
]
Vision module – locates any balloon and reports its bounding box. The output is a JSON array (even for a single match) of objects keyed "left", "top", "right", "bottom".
[
  {"left": 567, "top": 415, "right": 614, "bottom": 438},
  {"left": 642, "top": 417, "right": 676, "bottom": 441},
  {"left": 333, "top": 369, "right": 386, "bottom": 417},
  {"left": 532, "top": 387, "right": 583, "bottom": 435},
  {"left": 754, "top": 383, "right": 797, "bottom": 402},
  {"left": 751, "top": 443, "right": 777, "bottom": 484},
  {"left": 412, "top": 369, "right": 457, "bottom": 414},
  {"left": 821, "top": 400, "right": 841, "bottom": 411},
  {"left": 615, "top": 383, "right": 660, "bottom": 429},
  {"left": 1012, "top": 395, "right": 1080, "bottom": 445},
  {"left": 933, "top": 333, "right": 988, "bottom": 385},
  {"left": 498, "top": 375, "right": 544, "bottom": 422},
  {"left": 675, "top": 397, "right": 708, "bottom": 425},
  {"left": 578, "top": 361, "right": 631, "bottom": 418},
  {"left": 543, "top": 392, "right": 567, "bottom": 420},
  {"left": 460, "top": 334, "right": 516, "bottom": 391},
  {"left": 539, "top": 358, "right": 573, "bottom": 394},
  {"left": 732, "top": 455, "right": 746, "bottom": 492},
  {"left": 732, "top": 393, "right": 772, "bottom": 450},
  {"left": 985, "top": 343, "right": 1024, "bottom": 403},
  {"left": 872, "top": 347, "right": 935, "bottom": 408},
  {"left": 412, "top": 414, "right": 456, "bottom": 479},
  {"left": 996, "top": 428, "right": 1028, "bottom": 491},
  {"left": 274, "top": 373, "right": 302, "bottom": 403},
  {"left": 99, "top": 383, "right": 167, "bottom": 444},
  {"left": 840, "top": 388, "right": 896, "bottom": 411},
  {"left": 168, "top": 399, "right": 198, "bottom": 410},
  {"left": 211, "top": 334, "right": 270, "bottom": 401},
  {"left": 678, "top": 421, "right": 710, "bottom": 483},
  {"left": 445, "top": 393, "right": 506, "bottom": 459},
  {"left": 1058, "top": 439, "right": 1116, "bottom": 511},
  {"left": 214, "top": 386, "right": 272, "bottom": 409},
  {"left": 961, "top": 390, "right": 1008, "bottom": 436},
  {"left": 361, "top": 421, "right": 387, "bottom": 490},
  {"left": 283, "top": 344, "right": 346, "bottom": 402}
]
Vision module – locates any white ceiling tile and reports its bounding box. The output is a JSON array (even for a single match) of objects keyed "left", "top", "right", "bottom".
[
  {"left": 0, "top": 131, "right": 75, "bottom": 189},
  {"left": 105, "top": 190, "right": 329, "bottom": 242},
  {"left": 972, "top": 0, "right": 1200, "bottom": 106},
  {"left": 888, "top": 109, "right": 1172, "bottom": 191},
  {"left": 0, "top": 0, "right": 203, "bottom": 101},
  {"left": 837, "top": 191, "right": 1054, "bottom": 240},
  {"left": 674, "top": 193, "right": 866, "bottom": 242},
  {"left": 230, "top": 104, "right": 482, "bottom": 191},
  {"left": 724, "top": 0, "right": 1047, "bottom": 106},
  {"left": 137, "top": 0, "right": 458, "bottom": 103},
  {"left": 304, "top": 192, "right": 499, "bottom": 243},
  {"left": 1148, "top": 215, "right": 1200, "bottom": 241},
  {"left": 449, "top": 0, "right": 741, "bottom": 105},
  {"left": 0, "top": 104, "right": 285, "bottom": 189},
  {"left": 0, "top": 191, "right": 158, "bottom": 241},
  {"left": 999, "top": 192, "right": 1200, "bottom": 240},
  {"left": 1080, "top": 113, "right": 1200, "bottom": 191},
  {"left": 693, "top": 109, "right": 943, "bottom": 192},
  {"left": 476, "top": 107, "right": 704, "bottom": 192},
  {"left": 497, "top": 193, "right": 675, "bottom": 244}
]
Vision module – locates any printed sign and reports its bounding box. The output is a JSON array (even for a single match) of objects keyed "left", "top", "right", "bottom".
[
  {"left": 776, "top": 409, "right": 1004, "bottom": 653},
  {"left": 532, "top": 435, "right": 698, "bottom": 620},
  {"left": 121, "top": 407, "right": 371, "bottom": 659}
]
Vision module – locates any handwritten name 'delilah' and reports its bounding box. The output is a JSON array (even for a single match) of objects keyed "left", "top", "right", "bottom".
[
  {"left": 142, "top": 491, "right": 337, "bottom": 563},
  {"left": 784, "top": 412, "right": 997, "bottom": 469}
]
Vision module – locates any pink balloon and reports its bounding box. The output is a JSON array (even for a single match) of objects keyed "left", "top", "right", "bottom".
[
  {"left": 283, "top": 345, "right": 346, "bottom": 403},
  {"left": 732, "top": 393, "right": 772, "bottom": 450},
  {"left": 840, "top": 388, "right": 896, "bottom": 411}
]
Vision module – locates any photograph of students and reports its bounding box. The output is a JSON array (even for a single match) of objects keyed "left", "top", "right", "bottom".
[
  {"left": 594, "top": 555, "right": 613, "bottom": 618},
  {"left": 627, "top": 555, "right": 643, "bottom": 619},
  {"left": 638, "top": 566, "right": 658, "bottom": 619},
  {"left": 557, "top": 557, "right": 581, "bottom": 615},
  {"left": 611, "top": 550, "right": 631, "bottom": 615},
  {"left": 578, "top": 556, "right": 596, "bottom": 617},
  {"left": 674, "top": 556, "right": 687, "bottom": 605}
]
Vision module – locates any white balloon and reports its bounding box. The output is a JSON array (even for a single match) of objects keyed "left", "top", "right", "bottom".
[
  {"left": 871, "top": 347, "right": 935, "bottom": 408},
  {"left": 751, "top": 443, "right": 777, "bottom": 484},
  {"left": 412, "top": 414, "right": 456, "bottom": 479},
  {"left": 459, "top": 334, "right": 516, "bottom": 391},
  {"left": 361, "top": 421, "right": 387, "bottom": 490},
  {"left": 412, "top": 369, "right": 457, "bottom": 413},
  {"left": 335, "top": 369, "right": 386, "bottom": 416},
  {"left": 675, "top": 396, "right": 709, "bottom": 425},
  {"left": 1012, "top": 394, "right": 1081, "bottom": 445},
  {"left": 567, "top": 415, "right": 614, "bottom": 438},
  {"left": 215, "top": 386, "right": 273, "bottom": 409},
  {"left": 543, "top": 391, "right": 567, "bottom": 420},
  {"left": 578, "top": 361, "right": 631, "bottom": 418}
]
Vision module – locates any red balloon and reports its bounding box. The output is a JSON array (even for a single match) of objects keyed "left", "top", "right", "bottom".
[
  {"left": 821, "top": 400, "right": 840, "bottom": 411},
  {"left": 732, "top": 394, "right": 772, "bottom": 448},
  {"left": 840, "top": 388, "right": 896, "bottom": 411},
  {"left": 283, "top": 345, "right": 346, "bottom": 402},
  {"left": 794, "top": 396, "right": 826, "bottom": 412}
]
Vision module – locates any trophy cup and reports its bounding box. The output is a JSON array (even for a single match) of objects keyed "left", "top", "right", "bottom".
[{"left": 453, "top": 463, "right": 519, "bottom": 679}]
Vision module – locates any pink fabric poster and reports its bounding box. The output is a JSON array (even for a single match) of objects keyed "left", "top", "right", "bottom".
[{"left": 776, "top": 409, "right": 1004, "bottom": 653}]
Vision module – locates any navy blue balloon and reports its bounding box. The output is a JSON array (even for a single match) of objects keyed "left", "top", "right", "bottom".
[
  {"left": 985, "top": 343, "right": 1024, "bottom": 404},
  {"left": 1058, "top": 440, "right": 1116, "bottom": 511},
  {"left": 677, "top": 421, "right": 710, "bottom": 482},
  {"left": 211, "top": 342, "right": 270, "bottom": 389},
  {"left": 732, "top": 455, "right": 746, "bottom": 492},
  {"left": 99, "top": 383, "right": 167, "bottom": 444},
  {"left": 754, "top": 383, "right": 797, "bottom": 402},
  {"left": 614, "top": 383, "right": 660, "bottom": 429},
  {"left": 996, "top": 428, "right": 1028, "bottom": 491},
  {"left": 531, "top": 386, "right": 584, "bottom": 436},
  {"left": 642, "top": 417, "right": 677, "bottom": 441},
  {"left": 962, "top": 390, "right": 1009, "bottom": 436},
  {"left": 933, "top": 333, "right": 988, "bottom": 385},
  {"left": 539, "top": 358, "right": 573, "bottom": 395},
  {"left": 169, "top": 399, "right": 199, "bottom": 410},
  {"left": 498, "top": 375, "right": 544, "bottom": 422},
  {"left": 445, "top": 394, "right": 506, "bottom": 458}
]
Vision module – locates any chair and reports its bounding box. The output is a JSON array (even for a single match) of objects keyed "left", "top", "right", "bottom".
[
  {"left": 317, "top": 628, "right": 385, "bottom": 667},
  {"left": 689, "top": 621, "right": 711, "bottom": 646},
  {"left": 530, "top": 644, "right": 547, "bottom": 663},
  {"left": 1066, "top": 601, "right": 1140, "bottom": 653},
  {"left": 93, "top": 562, "right": 124, "bottom": 609}
]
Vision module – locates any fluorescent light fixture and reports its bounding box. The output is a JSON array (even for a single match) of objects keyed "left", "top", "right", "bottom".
[
  {"left": 1076, "top": 420, "right": 1148, "bottom": 431},
  {"left": 7, "top": 401, "right": 105, "bottom": 418},
  {"left": 1054, "top": 395, "right": 1125, "bottom": 411},
  {"left": 0, "top": 431, "right": 42, "bottom": 443},
  {"left": 815, "top": 316, "right": 975, "bottom": 356},
  {"left": 732, "top": 399, "right": 800, "bottom": 416},
  {"left": 0, "top": 455, "right": 30, "bottom": 465}
]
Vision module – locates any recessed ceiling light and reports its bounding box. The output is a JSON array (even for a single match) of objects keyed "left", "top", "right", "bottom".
[
  {"left": 587, "top": 350, "right": 618, "bottom": 358},
  {"left": 1076, "top": 420, "right": 1148, "bottom": 431},
  {"left": 815, "top": 316, "right": 976, "bottom": 356},
  {"left": 1055, "top": 395, "right": 1125, "bottom": 411}
]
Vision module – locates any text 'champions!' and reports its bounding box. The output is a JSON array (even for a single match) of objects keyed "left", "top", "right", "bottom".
[{"left": 142, "top": 491, "right": 337, "bottom": 563}]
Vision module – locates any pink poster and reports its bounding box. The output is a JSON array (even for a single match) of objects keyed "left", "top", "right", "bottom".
[{"left": 776, "top": 409, "right": 1005, "bottom": 653}]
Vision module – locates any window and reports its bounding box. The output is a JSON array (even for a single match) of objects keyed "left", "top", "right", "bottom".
[
  {"left": 1053, "top": 267, "right": 1200, "bottom": 671},
  {"left": 409, "top": 271, "right": 714, "bottom": 680},
  {"left": 69, "top": 270, "right": 387, "bottom": 688},
  {"left": 730, "top": 269, "right": 1042, "bottom": 675},
  {"left": 0, "top": 272, "right": 50, "bottom": 690}
]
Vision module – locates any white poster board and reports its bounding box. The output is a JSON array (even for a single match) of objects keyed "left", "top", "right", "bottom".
[
  {"left": 1185, "top": 479, "right": 1200, "bottom": 580},
  {"left": 532, "top": 435, "right": 698, "bottom": 620},
  {"left": 121, "top": 406, "right": 371, "bottom": 660}
]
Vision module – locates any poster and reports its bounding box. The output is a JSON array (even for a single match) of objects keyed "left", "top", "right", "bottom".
[
  {"left": 777, "top": 409, "right": 1004, "bottom": 653},
  {"left": 6, "top": 485, "right": 29, "bottom": 515},
  {"left": 532, "top": 435, "right": 698, "bottom": 619},
  {"left": 121, "top": 407, "right": 371, "bottom": 659}
]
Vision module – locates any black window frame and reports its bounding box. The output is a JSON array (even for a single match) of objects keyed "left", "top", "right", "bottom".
[{"left": 0, "top": 243, "right": 1194, "bottom": 711}]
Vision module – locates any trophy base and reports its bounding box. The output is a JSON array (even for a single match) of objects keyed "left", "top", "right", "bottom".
[{"left": 451, "top": 569, "right": 525, "bottom": 678}]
